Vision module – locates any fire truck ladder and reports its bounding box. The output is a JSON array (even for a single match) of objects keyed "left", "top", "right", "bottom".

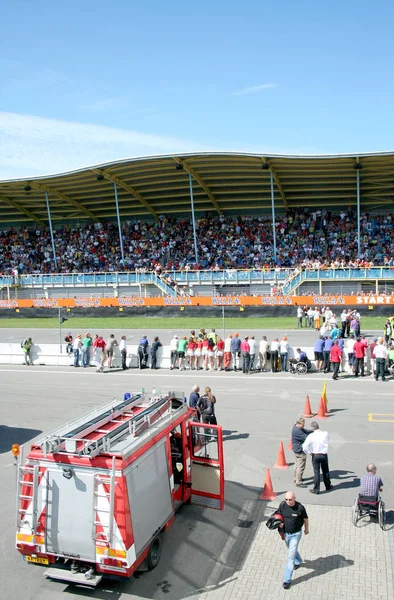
[
  {"left": 17, "top": 462, "right": 40, "bottom": 532},
  {"left": 93, "top": 456, "right": 116, "bottom": 545},
  {"left": 38, "top": 392, "right": 180, "bottom": 459}
]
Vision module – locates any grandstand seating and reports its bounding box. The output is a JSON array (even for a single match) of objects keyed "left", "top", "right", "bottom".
[{"left": 0, "top": 209, "right": 393, "bottom": 277}]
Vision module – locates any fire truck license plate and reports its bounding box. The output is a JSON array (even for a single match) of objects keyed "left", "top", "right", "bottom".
[{"left": 25, "top": 556, "right": 49, "bottom": 565}]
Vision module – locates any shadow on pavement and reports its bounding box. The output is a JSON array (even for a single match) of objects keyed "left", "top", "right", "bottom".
[
  {"left": 330, "top": 470, "right": 360, "bottom": 490},
  {"left": 292, "top": 554, "right": 354, "bottom": 585},
  {"left": 0, "top": 425, "right": 42, "bottom": 454},
  {"left": 65, "top": 480, "right": 265, "bottom": 600},
  {"left": 222, "top": 429, "right": 250, "bottom": 441}
]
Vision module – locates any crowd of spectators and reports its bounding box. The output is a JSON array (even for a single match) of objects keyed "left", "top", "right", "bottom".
[{"left": 1, "top": 207, "right": 394, "bottom": 276}]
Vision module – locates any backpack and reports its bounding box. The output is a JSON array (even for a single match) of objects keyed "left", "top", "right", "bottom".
[
  {"left": 197, "top": 395, "right": 213, "bottom": 416},
  {"left": 21, "top": 339, "right": 28, "bottom": 349}
]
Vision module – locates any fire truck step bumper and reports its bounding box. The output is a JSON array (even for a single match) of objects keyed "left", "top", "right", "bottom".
[{"left": 44, "top": 567, "right": 103, "bottom": 587}]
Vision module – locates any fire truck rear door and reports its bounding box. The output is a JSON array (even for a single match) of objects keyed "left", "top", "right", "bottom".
[
  {"left": 188, "top": 422, "right": 224, "bottom": 510},
  {"left": 45, "top": 467, "right": 95, "bottom": 561}
]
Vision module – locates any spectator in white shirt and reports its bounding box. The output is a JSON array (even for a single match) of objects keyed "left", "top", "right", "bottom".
[
  {"left": 302, "top": 421, "right": 332, "bottom": 494},
  {"left": 307, "top": 308, "right": 315, "bottom": 328},
  {"left": 270, "top": 338, "right": 280, "bottom": 372},
  {"left": 374, "top": 337, "right": 388, "bottom": 382},
  {"left": 119, "top": 335, "right": 128, "bottom": 370},
  {"left": 280, "top": 336, "right": 289, "bottom": 372},
  {"left": 170, "top": 335, "right": 179, "bottom": 370},
  {"left": 346, "top": 334, "right": 356, "bottom": 373},
  {"left": 297, "top": 307, "right": 304, "bottom": 328},
  {"left": 248, "top": 335, "right": 256, "bottom": 371},
  {"left": 259, "top": 336, "right": 270, "bottom": 372}
]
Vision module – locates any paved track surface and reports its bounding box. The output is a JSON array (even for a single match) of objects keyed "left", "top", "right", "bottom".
[{"left": 1, "top": 333, "right": 393, "bottom": 600}]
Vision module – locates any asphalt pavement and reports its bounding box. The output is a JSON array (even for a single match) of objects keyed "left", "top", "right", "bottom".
[{"left": 1, "top": 339, "right": 393, "bottom": 600}]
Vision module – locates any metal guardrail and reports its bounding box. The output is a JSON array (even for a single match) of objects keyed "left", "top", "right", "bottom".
[{"left": 1, "top": 267, "right": 393, "bottom": 289}]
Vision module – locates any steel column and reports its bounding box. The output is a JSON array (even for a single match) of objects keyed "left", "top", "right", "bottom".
[
  {"left": 45, "top": 191, "right": 57, "bottom": 271},
  {"left": 114, "top": 182, "right": 125, "bottom": 266},
  {"left": 356, "top": 169, "right": 361, "bottom": 258},
  {"left": 189, "top": 173, "right": 199, "bottom": 265},
  {"left": 270, "top": 171, "right": 277, "bottom": 262}
]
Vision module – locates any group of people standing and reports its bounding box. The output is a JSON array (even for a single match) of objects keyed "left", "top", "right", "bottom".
[{"left": 67, "top": 332, "right": 127, "bottom": 372}]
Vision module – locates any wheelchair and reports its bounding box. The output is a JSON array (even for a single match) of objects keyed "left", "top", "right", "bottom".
[
  {"left": 388, "top": 363, "right": 394, "bottom": 376},
  {"left": 289, "top": 359, "right": 308, "bottom": 375},
  {"left": 352, "top": 494, "right": 385, "bottom": 530}
]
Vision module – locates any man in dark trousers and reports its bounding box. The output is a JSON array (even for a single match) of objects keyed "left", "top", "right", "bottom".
[
  {"left": 302, "top": 421, "right": 332, "bottom": 494},
  {"left": 291, "top": 417, "right": 312, "bottom": 487},
  {"left": 150, "top": 336, "right": 162, "bottom": 369},
  {"left": 277, "top": 491, "right": 309, "bottom": 590}
]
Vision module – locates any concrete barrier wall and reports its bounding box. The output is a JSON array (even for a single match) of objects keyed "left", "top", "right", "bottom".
[{"left": 1, "top": 343, "right": 372, "bottom": 373}]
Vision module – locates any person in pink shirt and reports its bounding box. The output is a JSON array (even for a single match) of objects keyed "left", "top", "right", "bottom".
[
  {"left": 353, "top": 336, "right": 367, "bottom": 377},
  {"left": 329, "top": 339, "right": 342, "bottom": 380},
  {"left": 240, "top": 336, "right": 251, "bottom": 374}
]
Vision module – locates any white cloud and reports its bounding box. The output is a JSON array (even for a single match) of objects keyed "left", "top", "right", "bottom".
[
  {"left": 0, "top": 111, "right": 209, "bottom": 179},
  {"left": 231, "top": 83, "right": 278, "bottom": 96}
]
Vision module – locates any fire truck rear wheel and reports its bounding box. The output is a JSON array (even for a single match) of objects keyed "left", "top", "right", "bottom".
[{"left": 147, "top": 534, "right": 162, "bottom": 570}]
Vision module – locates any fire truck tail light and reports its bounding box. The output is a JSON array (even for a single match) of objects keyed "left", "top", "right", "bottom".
[{"left": 102, "top": 557, "right": 127, "bottom": 567}]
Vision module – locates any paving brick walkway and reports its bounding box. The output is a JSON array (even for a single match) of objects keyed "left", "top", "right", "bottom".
[{"left": 198, "top": 501, "right": 393, "bottom": 600}]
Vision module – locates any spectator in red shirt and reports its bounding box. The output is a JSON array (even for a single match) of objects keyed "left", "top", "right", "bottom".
[
  {"left": 215, "top": 337, "right": 225, "bottom": 370},
  {"left": 240, "top": 337, "right": 251, "bottom": 374},
  {"left": 329, "top": 340, "right": 342, "bottom": 380},
  {"left": 353, "top": 337, "right": 367, "bottom": 377}
]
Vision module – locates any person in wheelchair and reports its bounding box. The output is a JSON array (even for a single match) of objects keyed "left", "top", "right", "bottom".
[
  {"left": 358, "top": 463, "right": 383, "bottom": 512},
  {"left": 289, "top": 348, "right": 312, "bottom": 373}
]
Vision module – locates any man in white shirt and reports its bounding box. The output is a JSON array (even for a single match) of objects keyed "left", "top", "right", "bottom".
[
  {"left": 374, "top": 337, "right": 388, "bottom": 382},
  {"left": 270, "top": 338, "right": 280, "bottom": 372},
  {"left": 302, "top": 421, "right": 332, "bottom": 495},
  {"left": 346, "top": 334, "right": 356, "bottom": 373},
  {"left": 324, "top": 308, "right": 333, "bottom": 330},
  {"left": 307, "top": 308, "right": 315, "bottom": 328},
  {"left": 259, "top": 336, "right": 270, "bottom": 371},
  {"left": 296, "top": 307, "right": 303, "bottom": 328},
  {"left": 170, "top": 335, "right": 179, "bottom": 370},
  {"left": 248, "top": 335, "right": 256, "bottom": 371}
]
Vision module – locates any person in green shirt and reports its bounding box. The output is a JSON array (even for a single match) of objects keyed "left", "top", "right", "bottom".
[
  {"left": 177, "top": 336, "right": 188, "bottom": 371},
  {"left": 22, "top": 337, "right": 34, "bottom": 366},
  {"left": 81, "top": 333, "right": 92, "bottom": 368}
]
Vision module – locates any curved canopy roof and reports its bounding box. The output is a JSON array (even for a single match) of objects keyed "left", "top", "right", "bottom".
[{"left": 0, "top": 151, "right": 393, "bottom": 226}]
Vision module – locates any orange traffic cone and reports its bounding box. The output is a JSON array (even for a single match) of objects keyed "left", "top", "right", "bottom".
[
  {"left": 260, "top": 468, "right": 277, "bottom": 500},
  {"left": 316, "top": 396, "right": 327, "bottom": 419},
  {"left": 274, "top": 441, "right": 289, "bottom": 469},
  {"left": 303, "top": 395, "right": 314, "bottom": 418}
]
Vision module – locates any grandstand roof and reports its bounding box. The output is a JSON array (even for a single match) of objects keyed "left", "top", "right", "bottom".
[{"left": 0, "top": 151, "right": 393, "bottom": 225}]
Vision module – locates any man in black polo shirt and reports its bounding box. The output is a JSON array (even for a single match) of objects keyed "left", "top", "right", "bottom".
[{"left": 277, "top": 491, "right": 309, "bottom": 590}]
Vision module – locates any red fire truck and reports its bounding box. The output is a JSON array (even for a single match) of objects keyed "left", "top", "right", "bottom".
[{"left": 14, "top": 391, "right": 224, "bottom": 586}]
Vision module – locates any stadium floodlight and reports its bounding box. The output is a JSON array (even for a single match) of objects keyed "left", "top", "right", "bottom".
[
  {"left": 261, "top": 163, "right": 270, "bottom": 170},
  {"left": 96, "top": 174, "right": 105, "bottom": 181},
  {"left": 24, "top": 185, "right": 32, "bottom": 192},
  {"left": 354, "top": 162, "right": 362, "bottom": 170},
  {"left": 175, "top": 163, "right": 184, "bottom": 170}
]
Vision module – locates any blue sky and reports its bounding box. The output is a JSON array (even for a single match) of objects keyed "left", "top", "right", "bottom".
[{"left": 1, "top": 0, "right": 394, "bottom": 178}]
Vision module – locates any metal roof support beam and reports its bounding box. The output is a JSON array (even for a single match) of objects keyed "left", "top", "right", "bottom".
[
  {"left": 29, "top": 182, "right": 99, "bottom": 222},
  {"left": 0, "top": 194, "right": 45, "bottom": 226},
  {"left": 172, "top": 157, "right": 222, "bottom": 214},
  {"left": 355, "top": 157, "right": 362, "bottom": 258},
  {"left": 92, "top": 169, "right": 159, "bottom": 221},
  {"left": 262, "top": 158, "right": 288, "bottom": 209},
  {"left": 270, "top": 171, "right": 277, "bottom": 261}
]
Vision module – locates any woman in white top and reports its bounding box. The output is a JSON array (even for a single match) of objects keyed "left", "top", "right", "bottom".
[{"left": 279, "top": 336, "right": 289, "bottom": 372}]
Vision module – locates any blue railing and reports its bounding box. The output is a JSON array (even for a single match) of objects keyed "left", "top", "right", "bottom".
[{"left": 1, "top": 267, "right": 393, "bottom": 289}]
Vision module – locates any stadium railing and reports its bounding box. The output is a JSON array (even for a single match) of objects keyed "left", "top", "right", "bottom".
[{"left": 0, "top": 267, "right": 393, "bottom": 290}]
